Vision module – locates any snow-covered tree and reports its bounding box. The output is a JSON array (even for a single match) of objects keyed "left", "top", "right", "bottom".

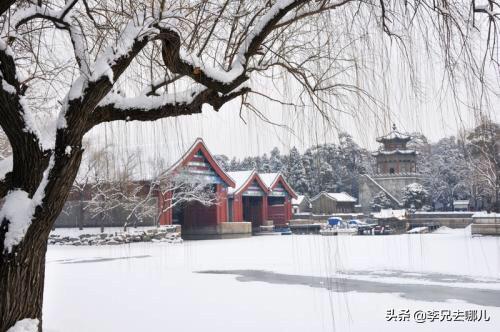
[
  {"left": 269, "top": 147, "right": 284, "bottom": 172},
  {"left": 213, "top": 154, "right": 229, "bottom": 171},
  {"left": 0, "top": 0, "right": 498, "bottom": 329},
  {"left": 419, "top": 137, "right": 472, "bottom": 210},
  {"left": 286, "top": 146, "right": 308, "bottom": 194},
  {"left": 370, "top": 191, "right": 396, "bottom": 212},
  {"left": 260, "top": 153, "right": 271, "bottom": 173},
  {"left": 228, "top": 157, "right": 240, "bottom": 171},
  {"left": 402, "top": 183, "right": 431, "bottom": 210}
]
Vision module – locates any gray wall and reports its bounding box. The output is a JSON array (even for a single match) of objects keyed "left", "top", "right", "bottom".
[
  {"left": 409, "top": 212, "right": 473, "bottom": 229},
  {"left": 55, "top": 200, "right": 157, "bottom": 228},
  {"left": 358, "top": 174, "right": 421, "bottom": 212}
]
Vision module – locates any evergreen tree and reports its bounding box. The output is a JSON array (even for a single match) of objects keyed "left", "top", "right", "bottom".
[
  {"left": 370, "top": 191, "right": 396, "bottom": 211},
  {"left": 269, "top": 147, "right": 284, "bottom": 172},
  {"left": 229, "top": 157, "right": 240, "bottom": 171},
  {"left": 214, "top": 154, "right": 229, "bottom": 171},
  {"left": 402, "top": 183, "right": 431, "bottom": 210},
  {"left": 287, "top": 147, "right": 308, "bottom": 194}
]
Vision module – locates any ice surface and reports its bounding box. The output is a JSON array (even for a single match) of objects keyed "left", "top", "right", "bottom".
[{"left": 44, "top": 231, "right": 500, "bottom": 332}]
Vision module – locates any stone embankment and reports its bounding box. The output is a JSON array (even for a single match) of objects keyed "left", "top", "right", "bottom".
[{"left": 49, "top": 226, "right": 182, "bottom": 245}]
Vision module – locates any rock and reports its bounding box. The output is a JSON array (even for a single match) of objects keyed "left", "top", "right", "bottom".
[
  {"left": 79, "top": 234, "right": 92, "bottom": 239},
  {"left": 49, "top": 228, "right": 182, "bottom": 246}
]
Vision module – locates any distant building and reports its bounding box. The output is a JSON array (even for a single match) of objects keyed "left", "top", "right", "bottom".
[
  {"left": 310, "top": 192, "right": 357, "bottom": 214},
  {"left": 372, "top": 208, "right": 408, "bottom": 231},
  {"left": 358, "top": 124, "right": 421, "bottom": 212},
  {"left": 292, "top": 195, "right": 312, "bottom": 214},
  {"left": 260, "top": 173, "right": 297, "bottom": 226}
]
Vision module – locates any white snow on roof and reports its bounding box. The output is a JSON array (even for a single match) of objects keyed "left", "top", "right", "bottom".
[
  {"left": 259, "top": 172, "right": 279, "bottom": 188},
  {"left": 259, "top": 172, "right": 297, "bottom": 198},
  {"left": 376, "top": 131, "right": 411, "bottom": 141},
  {"left": 326, "top": 192, "right": 357, "bottom": 202},
  {"left": 311, "top": 192, "right": 356, "bottom": 203},
  {"left": 472, "top": 211, "right": 500, "bottom": 218},
  {"left": 227, "top": 170, "right": 255, "bottom": 195},
  {"left": 292, "top": 195, "right": 306, "bottom": 205},
  {"left": 376, "top": 125, "right": 411, "bottom": 142},
  {"left": 372, "top": 149, "right": 416, "bottom": 156},
  {"left": 373, "top": 209, "right": 407, "bottom": 220}
]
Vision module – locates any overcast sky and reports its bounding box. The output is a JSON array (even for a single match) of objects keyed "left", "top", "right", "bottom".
[
  {"left": 88, "top": 62, "right": 499, "bottom": 162},
  {"left": 86, "top": 22, "right": 500, "bottom": 162}
]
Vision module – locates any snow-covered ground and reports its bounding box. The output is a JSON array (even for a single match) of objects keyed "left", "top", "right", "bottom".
[{"left": 43, "top": 227, "right": 500, "bottom": 331}]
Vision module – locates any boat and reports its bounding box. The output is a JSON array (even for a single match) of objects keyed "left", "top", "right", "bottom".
[{"left": 274, "top": 226, "right": 293, "bottom": 235}]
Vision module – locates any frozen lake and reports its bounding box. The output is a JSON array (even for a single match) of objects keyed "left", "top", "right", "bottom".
[{"left": 43, "top": 228, "right": 500, "bottom": 331}]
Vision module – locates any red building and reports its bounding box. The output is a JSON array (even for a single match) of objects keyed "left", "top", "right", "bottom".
[
  {"left": 260, "top": 173, "right": 297, "bottom": 226},
  {"left": 227, "top": 170, "right": 270, "bottom": 228},
  {"left": 155, "top": 139, "right": 297, "bottom": 237},
  {"left": 158, "top": 138, "right": 235, "bottom": 230}
]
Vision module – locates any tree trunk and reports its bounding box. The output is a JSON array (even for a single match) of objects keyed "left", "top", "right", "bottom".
[
  {"left": 0, "top": 144, "right": 83, "bottom": 331},
  {"left": 0, "top": 223, "right": 52, "bottom": 332}
]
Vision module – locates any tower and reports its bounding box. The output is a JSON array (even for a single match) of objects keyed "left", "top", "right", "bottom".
[
  {"left": 373, "top": 124, "right": 417, "bottom": 175},
  {"left": 358, "top": 124, "right": 420, "bottom": 212}
]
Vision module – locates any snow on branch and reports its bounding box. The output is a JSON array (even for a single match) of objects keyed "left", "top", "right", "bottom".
[
  {"left": 65, "top": 16, "right": 158, "bottom": 103},
  {"left": 160, "top": 0, "right": 306, "bottom": 94},
  {"left": 98, "top": 85, "right": 207, "bottom": 110},
  {"left": 89, "top": 17, "right": 158, "bottom": 85},
  {"left": 474, "top": 1, "right": 500, "bottom": 18},
  {"left": 89, "top": 85, "right": 249, "bottom": 129},
  {"left": 5, "top": 0, "right": 79, "bottom": 32},
  {"left": 0, "top": 73, "right": 58, "bottom": 150},
  {"left": 58, "top": 16, "right": 160, "bottom": 130}
]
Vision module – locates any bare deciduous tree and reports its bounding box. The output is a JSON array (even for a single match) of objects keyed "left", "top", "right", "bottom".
[
  {"left": 0, "top": 0, "right": 498, "bottom": 330},
  {"left": 80, "top": 148, "right": 217, "bottom": 229}
]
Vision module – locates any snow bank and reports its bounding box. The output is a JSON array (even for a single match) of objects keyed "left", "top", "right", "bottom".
[
  {"left": 433, "top": 226, "right": 453, "bottom": 234},
  {"left": 7, "top": 319, "right": 39, "bottom": 332},
  {"left": 406, "top": 226, "right": 428, "bottom": 234}
]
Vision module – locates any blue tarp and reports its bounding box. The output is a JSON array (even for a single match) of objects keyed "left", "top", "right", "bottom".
[{"left": 327, "top": 217, "right": 342, "bottom": 226}]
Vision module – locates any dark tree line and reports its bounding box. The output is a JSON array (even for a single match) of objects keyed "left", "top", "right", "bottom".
[{"left": 215, "top": 132, "right": 373, "bottom": 198}]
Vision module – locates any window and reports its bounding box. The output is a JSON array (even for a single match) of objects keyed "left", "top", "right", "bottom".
[{"left": 389, "top": 168, "right": 395, "bottom": 174}]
